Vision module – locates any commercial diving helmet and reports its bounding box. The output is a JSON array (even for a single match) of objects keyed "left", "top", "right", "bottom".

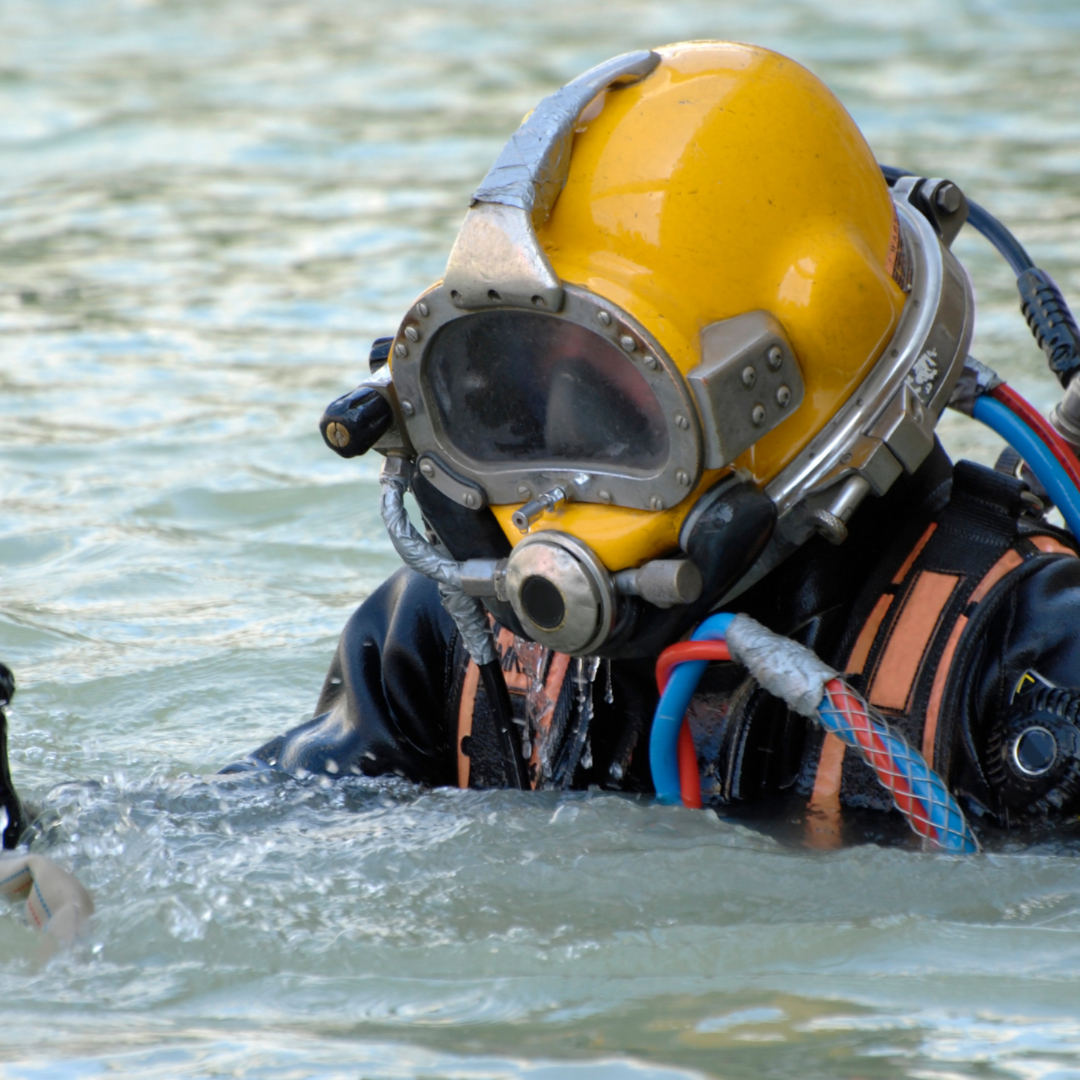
[{"left": 321, "top": 41, "right": 974, "bottom": 659}]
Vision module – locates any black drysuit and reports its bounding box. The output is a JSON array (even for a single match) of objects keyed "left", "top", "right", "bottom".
[{"left": 227, "top": 444, "right": 1080, "bottom": 829}]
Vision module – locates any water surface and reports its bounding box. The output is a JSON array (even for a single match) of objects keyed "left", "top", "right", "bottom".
[{"left": 3, "top": 1, "right": 1080, "bottom": 1077}]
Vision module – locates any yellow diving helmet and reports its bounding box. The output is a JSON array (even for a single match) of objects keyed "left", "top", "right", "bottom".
[{"left": 324, "top": 42, "right": 974, "bottom": 659}]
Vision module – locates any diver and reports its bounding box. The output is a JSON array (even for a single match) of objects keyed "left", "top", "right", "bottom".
[{"left": 220, "top": 41, "right": 1080, "bottom": 844}]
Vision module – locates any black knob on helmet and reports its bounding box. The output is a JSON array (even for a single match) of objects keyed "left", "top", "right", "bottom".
[{"left": 319, "top": 386, "right": 393, "bottom": 459}]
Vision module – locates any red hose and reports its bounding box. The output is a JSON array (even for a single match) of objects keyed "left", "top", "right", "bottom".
[
  {"left": 656, "top": 640, "right": 733, "bottom": 810},
  {"left": 677, "top": 723, "right": 702, "bottom": 809},
  {"left": 990, "top": 384, "right": 1080, "bottom": 492},
  {"left": 655, "top": 640, "right": 732, "bottom": 692}
]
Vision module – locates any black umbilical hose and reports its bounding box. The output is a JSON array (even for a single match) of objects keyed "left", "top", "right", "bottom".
[
  {"left": 479, "top": 659, "right": 529, "bottom": 790},
  {"left": 0, "top": 663, "right": 24, "bottom": 849},
  {"left": 881, "top": 164, "right": 1080, "bottom": 387},
  {"left": 881, "top": 164, "right": 1035, "bottom": 274}
]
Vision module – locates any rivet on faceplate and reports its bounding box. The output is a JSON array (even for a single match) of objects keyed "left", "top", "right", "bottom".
[
  {"left": 650, "top": 496, "right": 665, "bottom": 511},
  {"left": 463, "top": 492, "right": 478, "bottom": 508},
  {"left": 767, "top": 345, "right": 783, "bottom": 370},
  {"left": 404, "top": 325, "right": 420, "bottom": 342},
  {"left": 598, "top": 489, "right": 612, "bottom": 503},
  {"left": 394, "top": 342, "right": 408, "bottom": 358},
  {"left": 675, "top": 414, "right": 690, "bottom": 430},
  {"left": 517, "top": 483, "right": 532, "bottom": 498},
  {"left": 841, "top": 452, "right": 852, "bottom": 464},
  {"left": 598, "top": 310, "right": 612, "bottom": 326},
  {"left": 675, "top": 469, "right": 690, "bottom": 486},
  {"left": 776, "top": 385, "right": 791, "bottom": 407},
  {"left": 643, "top": 355, "right": 658, "bottom": 370},
  {"left": 741, "top": 365, "right": 757, "bottom": 388},
  {"left": 417, "top": 301, "right": 429, "bottom": 317},
  {"left": 751, "top": 404, "right": 767, "bottom": 426},
  {"left": 400, "top": 399, "right": 415, "bottom": 416},
  {"left": 419, "top": 459, "right": 435, "bottom": 478},
  {"left": 620, "top": 335, "right": 636, "bottom": 352}
]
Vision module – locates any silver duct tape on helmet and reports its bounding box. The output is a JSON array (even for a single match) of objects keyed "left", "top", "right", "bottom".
[
  {"left": 445, "top": 49, "right": 659, "bottom": 313},
  {"left": 379, "top": 458, "right": 496, "bottom": 666},
  {"left": 725, "top": 614, "right": 838, "bottom": 719}
]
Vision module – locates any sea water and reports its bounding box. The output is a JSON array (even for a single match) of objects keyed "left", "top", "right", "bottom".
[{"left": 3, "top": 0, "right": 1080, "bottom": 1076}]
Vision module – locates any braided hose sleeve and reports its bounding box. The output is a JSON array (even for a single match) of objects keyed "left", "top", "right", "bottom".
[
  {"left": 819, "top": 680, "right": 978, "bottom": 853},
  {"left": 380, "top": 473, "right": 496, "bottom": 666},
  {"left": 652, "top": 619, "right": 978, "bottom": 852}
]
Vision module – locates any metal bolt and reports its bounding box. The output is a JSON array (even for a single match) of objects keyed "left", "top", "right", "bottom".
[
  {"left": 598, "top": 489, "right": 612, "bottom": 503},
  {"left": 400, "top": 399, "right": 415, "bottom": 416},
  {"left": 326, "top": 421, "right": 350, "bottom": 448},
  {"left": 620, "top": 335, "right": 636, "bottom": 352},
  {"left": 811, "top": 509, "right": 848, "bottom": 545},
  {"left": 741, "top": 365, "right": 757, "bottom": 388},
  {"left": 675, "top": 469, "right": 690, "bottom": 486},
  {"left": 404, "top": 325, "right": 420, "bottom": 342},
  {"left": 417, "top": 301, "right": 429, "bottom": 317},
  {"left": 394, "top": 342, "right": 408, "bottom": 358},
  {"left": 598, "top": 310, "right": 612, "bottom": 326},
  {"left": 776, "top": 385, "right": 791, "bottom": 407},
  {"left": 643, "top": 355, "right": 658, "bottom": 370},
  {"left": 934, "top": 182, "right": 962, "bottom": 214},
  {"left": 751, "top": 404, "right": 767, "bottom": 426},
  {"left": 463, "top": 492, "right": 478, "bottom": 508},
  {"left": 766, "top": 345, "right": 783, "bottom": 370},
  {"left": 650, "top": 496, "right": 665, "bottom": 511},
  {"left": 419, "top": 459, "right": 435, "bottom": 478},
  {"left": 675, "top": 413, "right": 690, "bottom": 430}
]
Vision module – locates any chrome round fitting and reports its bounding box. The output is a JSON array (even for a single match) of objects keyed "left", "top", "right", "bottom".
[
  {"left": 1011, "top": 726, "right": 1057, "bottom": 777},
  {"left": 504, "top": 531, "right": 617, "bottom": 655}
]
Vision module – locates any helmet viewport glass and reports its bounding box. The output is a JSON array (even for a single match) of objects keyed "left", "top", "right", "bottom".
[{"left": 424, "top": 310, "right": 669, "bottom": 470}]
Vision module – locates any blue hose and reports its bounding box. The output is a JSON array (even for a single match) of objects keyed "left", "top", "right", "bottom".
[
  {"left": 972, "top": 395, "right": 1080, "bottom": 539},
  {"left": 650, "top": 612, "right": 734, "bottom": 804}
]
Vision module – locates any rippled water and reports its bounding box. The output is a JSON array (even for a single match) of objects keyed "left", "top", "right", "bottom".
[{"left": 4, "top": 1, "right": 1080, "bottom": 1077}]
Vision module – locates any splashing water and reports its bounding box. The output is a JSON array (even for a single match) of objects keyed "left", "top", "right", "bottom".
[{"left": 551, "top": 655, "right": 601, "bottom": 786}]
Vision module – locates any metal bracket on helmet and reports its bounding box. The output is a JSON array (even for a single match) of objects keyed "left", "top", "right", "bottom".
[
  {"left": 443, "top": 49, "right": 660, "bottom": 312},
  {"left": 688, "top": 311, "right": 805, "bottom": 469}
]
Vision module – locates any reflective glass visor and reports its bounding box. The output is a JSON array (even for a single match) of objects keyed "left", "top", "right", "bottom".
[{"left": 424, "top": 311, "right": 669, "bottom": 470}]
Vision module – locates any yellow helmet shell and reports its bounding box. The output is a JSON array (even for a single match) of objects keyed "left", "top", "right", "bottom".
[
  {"left": 540, "top": 41, "right": 906, "bottom": 487},
  {"left": 484, "top": 43, "right": 908, "bottom": 568}
]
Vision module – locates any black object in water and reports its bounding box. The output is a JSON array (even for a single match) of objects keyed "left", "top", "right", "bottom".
[{"left": 0, "top": 663, "right": 24, "bottom": 849}]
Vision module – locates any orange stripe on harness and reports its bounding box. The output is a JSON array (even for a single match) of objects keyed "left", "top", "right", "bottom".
[
  {"left": 457, "top": 662, "right": 481, "bottom": 789},
  {"left": 457, "top": 629, "right": 573, "bottom": 791},
  {"left": 847, "top": 594, "right": 893, "bottom": 677},
  {"left": 921, "top": 550, "right": 1022, "bottom": 763},
  {"left": 806, "top": 522, "right": 938, "bottom": 835},
  {"left": 1029, "top": 535, "right": 1078, "bottom": 557},
  {"left": 922, "top": 541, "right": 1078, "bottom": 765},
  {"left": 866, "top": 571, "right": 960, "bottom": 712},
  {"left": 892, "top": 522, "right": 937, "bottom": 584}
]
